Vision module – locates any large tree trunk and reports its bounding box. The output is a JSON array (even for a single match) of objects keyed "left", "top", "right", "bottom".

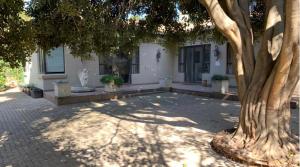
[{"left": 200, "top": 0, "right": 299, "bottom": 166}]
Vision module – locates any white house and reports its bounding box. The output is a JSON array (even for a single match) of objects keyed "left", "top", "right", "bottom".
[{"left": 24, "top": 41, "right": 238, "bottom": 91}]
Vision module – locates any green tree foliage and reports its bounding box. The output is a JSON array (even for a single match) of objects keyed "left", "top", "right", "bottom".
[
  {"left": 0, "top": 0, "right": 264, "bottom": 64},
  {"left": 0, "top": 60, "right": 24, "bottom": 90},
  {"left": 0, "top": 0, "right": 35, "bottom": 67},
  {"left": 27, "top": 0, "right": 264, "bottom": 58}
]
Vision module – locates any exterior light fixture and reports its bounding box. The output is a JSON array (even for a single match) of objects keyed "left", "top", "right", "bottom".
[
  {"left": 156, "top": 49, "right": 161, "bottom": 63},
  {"left": 214, "top": 45, "right": 221, "bottom": 66},
  {"left": 214, "top": 45, "right": 220, "bottom": 61}
]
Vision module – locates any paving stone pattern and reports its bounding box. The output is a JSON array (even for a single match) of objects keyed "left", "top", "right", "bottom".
[{"left": 0, "top": 88, "right": 298, "bottom": 167}]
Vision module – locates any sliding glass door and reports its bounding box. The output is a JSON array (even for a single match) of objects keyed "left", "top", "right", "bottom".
[{"left": 182, "top": 44, "right": 211, "bottom": 83}]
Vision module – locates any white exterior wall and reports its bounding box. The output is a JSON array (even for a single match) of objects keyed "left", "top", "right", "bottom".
[
  {"left": 25, "top": 41, "right": 300, "bottom": 96},
  {"left": 25, "top": 44, "right": 176, "bottom": 91},
  {"left": 25, "top": 47, "right": 103, "bottom": 91},
  {"left": 64, "top": 48, "right": 101, "bottom": 88},
  {"left": 131, "top": 43, "right": 174, "bottom": 84},
  {"left": 24, "top": 51, "right": 44, "bottom": 89},
  {"left": 173, "top": 52, "right": 185, "bottom": 83},
  {"left": 25, "top": 41, "right": 242, "bottom": 91},
  {"left": 159, "top": 48, "right": 174, "bottom": 81}
]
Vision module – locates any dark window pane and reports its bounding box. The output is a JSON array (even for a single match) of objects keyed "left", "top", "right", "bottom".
[
  {"left": 194, "top": 51, "right": 200, "bottom": 63},
  {"left": 202, "top": 44, "right": 211, "bottom": 73},
  {"left": 178, "top": 48, "right": 185, "bottom": 73},
  {"left": 131, "top": 49, "right": 139, "bottom": 74},
  {"left": 99, "top": 56, "right": 112, "bottom": 75}
]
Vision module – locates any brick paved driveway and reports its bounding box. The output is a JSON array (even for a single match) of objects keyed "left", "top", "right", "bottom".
[{"left": 0, "top": 88, "right": 299, "bottom": 167}]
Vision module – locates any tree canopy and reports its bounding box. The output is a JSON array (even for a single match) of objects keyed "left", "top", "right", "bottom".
[
  {"left": 27, "top": 1, "right": 300, "bottom": 166},
  {"left": 0, "top": 0, "right": 264, "bottom": 64},
  {"left": 1, "top": 0, "right": 299, "bottom": 166},
  {"left": 0, "top": 0, "right": 35, "bottom": 67},
  {"left": 26, "top": 0, "right": 264, "bottom": 58}
]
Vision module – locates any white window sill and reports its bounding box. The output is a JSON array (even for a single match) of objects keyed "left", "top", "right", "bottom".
[
  {"left": 39, "top": 74, "right": 67, "bottom": 80},
  {"left": 226, "top": 74, "right": 235, "bottom": 77}
]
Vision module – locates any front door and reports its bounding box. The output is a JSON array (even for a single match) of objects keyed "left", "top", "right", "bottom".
[
  {"left": 184, "top": 45, "right": 211, "bottom": 83},
  {"left": 193, "top": 46, "right": 203, "bottom": 82},
  {"left": 99, "top": 53, "right": 131, "bottom": 84},
  {"left": 115, "top": 53, "right": 131, "bottom": 84}
]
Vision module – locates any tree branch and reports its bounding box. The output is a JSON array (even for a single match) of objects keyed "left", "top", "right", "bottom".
[
  {"left": 249, "top": 0, "right": 284, "bottom": 81},
  {"left": 267, "top": 0, "right": 300, "bottom": 111},
  {"left": 225, "top": 0, "right": 255, "bottom": 86},
  {"left": 199, "top": 0, "right": 248, "bottom": 99}
]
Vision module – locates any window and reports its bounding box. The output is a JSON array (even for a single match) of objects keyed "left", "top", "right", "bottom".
[
  {"left": 178, "top": 48, "right": 185, "bottom": 73},
  {"left": 38, "top": 47, "right": 65, "bottom": 74},
  {"left": 38, "top": 49, "right": 45, "bottom": 73},
  {"left": 202, "top": 44, "right": 211, "bottom": 73},
  {"left": 226, "top": 43, "right": 234, "bottom": 74},
  {"left": 131, "top": 49, "right": 139, "bottom": 74},
  {"left": 99, "top": 56, "right": 112, "bottom": 75}
]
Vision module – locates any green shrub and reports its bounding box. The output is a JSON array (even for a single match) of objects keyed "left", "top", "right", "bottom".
[
  {"left": 113, "top": 77, "right": 124, "bottom": 87},
  {"left": 0, "top": 60, "right": 24, "bottom": 89},
  {"left": 0, "top": 75, "right": 6, "bottom": 90},
  {"left": 0, "top": 61, "right": 6, "bottom": 90},
  {"left": 100, "top": 75, "right": 124, "bottom": 87},
  {"left": 211, "top": 75, "right": 229, "bottom": 81}
]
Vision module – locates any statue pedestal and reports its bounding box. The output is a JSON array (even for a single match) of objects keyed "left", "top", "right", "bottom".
[
  {"left": 71, "top": 86, "right": 95, "bottom": 93},
  {"left": 54, "top": 81, "right": 71, "bottom": 97}
]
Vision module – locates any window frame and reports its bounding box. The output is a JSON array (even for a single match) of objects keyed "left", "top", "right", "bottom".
[
  {"left": 178, "top": 48, "right": 185, "bottom": 73},
  {"left": 131, "top": 49, "right": 140, "bottom": 74},
  {"left": 201, "top": 44, "right": 211, "bottom": 73},
  {"left": 38, "top": 48, "right": 45, "bottom": 74},
  {"left": 179, "top": 44, "right": 211, "bottom": 74},
  {"left": 99, "top": 56, "right": 113, "bottom": 75},
  {"left": 38, "top": 46, "right": 65, "bottom": 74}
]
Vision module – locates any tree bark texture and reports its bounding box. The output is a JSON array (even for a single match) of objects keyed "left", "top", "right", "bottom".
[{"left": 199, "top": 0, "right": 299, "bottom": 166}]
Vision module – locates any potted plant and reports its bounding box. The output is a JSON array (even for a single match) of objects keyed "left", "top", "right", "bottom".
[
  {"left": 211, "top": 75, "right": 229, "bottom": 94},
  {"left": 159, "top": 77, "right": 172, "bottom": 88},
  {"left": 30, "top": 87, "right": 43, "bottom": 98},
  {"left": 100, "top": 75, "right": 124, "bottom": 92},
  {"left": 22, "top": 84, "right": 34, "bottom": 96}
]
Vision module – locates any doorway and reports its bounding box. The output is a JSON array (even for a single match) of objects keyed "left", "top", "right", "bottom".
[
  {"left": 99, "top": 53, "right": 131, "bottom": 84},
  {"left": 115, "top": 53, "right": 131, "bottom": 84},
  {"left": 183, "top": 44, "right": 211, "bottom": 83}
]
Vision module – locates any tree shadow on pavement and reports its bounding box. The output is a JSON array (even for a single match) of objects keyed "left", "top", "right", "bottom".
[{"left": 0, "top": 92, "right": 298, "bottom": 166}]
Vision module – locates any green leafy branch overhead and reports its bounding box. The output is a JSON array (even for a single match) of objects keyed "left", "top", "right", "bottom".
[
  {"left": 26, "top": 0, "right": 264, "bottom": 59},
  {"left": 0, "top": 0, "right": 35, "bottom": 67},
  {"left": 1, "top": 0, "right": 264, "bottom": 65}
]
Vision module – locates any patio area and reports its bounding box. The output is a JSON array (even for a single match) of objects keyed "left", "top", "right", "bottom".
[
  {"left": 0, "top": 88, "right": 299, "bottom": 167},
  {"left": 44, "top": 83, "right": 299, "bottom": 107},
  {"left": 44, "top": 83, "right": 240, "bottom": 105}
]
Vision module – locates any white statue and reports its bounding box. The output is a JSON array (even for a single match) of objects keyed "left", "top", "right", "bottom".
[
  {"left": 71, "top": 67, "right": 95, "bottom": 93},
  {"left": 78, "top": 68, "right": 89, "bottom": 87}
]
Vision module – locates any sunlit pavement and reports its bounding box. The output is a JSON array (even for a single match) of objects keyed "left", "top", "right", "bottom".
[{"left": 0, "top": 88, "right": 298, "bottom": 167}]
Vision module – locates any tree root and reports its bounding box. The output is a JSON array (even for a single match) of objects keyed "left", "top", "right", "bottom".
[{"left": 211, "top": 130, "right": 300, "bottom": 167}]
